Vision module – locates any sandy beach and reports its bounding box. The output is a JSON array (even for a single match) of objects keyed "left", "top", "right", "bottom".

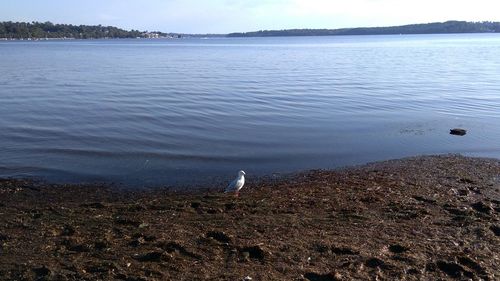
[{"left": 0, "top": 154, "right": 499, "bottom": 280}]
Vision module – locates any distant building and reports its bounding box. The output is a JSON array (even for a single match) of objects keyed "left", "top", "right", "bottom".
[{"left": 143, "top": 32, "right": 160, "bottom": 39}]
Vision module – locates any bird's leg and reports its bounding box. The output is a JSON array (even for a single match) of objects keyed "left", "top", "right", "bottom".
[{"left": 235, "top": 192, "right": 239, "bottom": 197}]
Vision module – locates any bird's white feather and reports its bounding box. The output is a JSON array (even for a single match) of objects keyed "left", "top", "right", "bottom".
[{"left": 225, "top": 171, "right": 245, "bottom": 193}]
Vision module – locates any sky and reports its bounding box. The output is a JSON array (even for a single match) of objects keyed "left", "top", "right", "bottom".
[{"left": 2, "top": 0, "right": 500, "bottom": 34}]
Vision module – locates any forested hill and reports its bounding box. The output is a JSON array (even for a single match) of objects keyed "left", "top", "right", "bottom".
[
  {"left": 0, "top": 21, "right": 145, "bottom": 39},
  {"left": 3, "top": 20, "right": 500, "bottom": 39},
  {"left": 227, "top": 21, "right": 500, "bottom": 37}
]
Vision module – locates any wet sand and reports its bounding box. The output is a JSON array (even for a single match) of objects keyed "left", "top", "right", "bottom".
[{"left": 0, "top": 155, "right": 499, "bottom": 280}]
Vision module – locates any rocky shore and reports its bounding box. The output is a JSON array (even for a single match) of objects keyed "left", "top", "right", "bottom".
[{"left": 0, "top": 155, "right": 499, "bottom": 280}]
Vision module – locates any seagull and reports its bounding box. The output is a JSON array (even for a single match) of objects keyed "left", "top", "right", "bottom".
[{"left": 225, "top": 170, "right": 246, "bottom": 197}]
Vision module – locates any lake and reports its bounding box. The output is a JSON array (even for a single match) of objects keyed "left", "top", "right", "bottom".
[{"left": 1, "top": 34, "right": 499, "bottom": 187}]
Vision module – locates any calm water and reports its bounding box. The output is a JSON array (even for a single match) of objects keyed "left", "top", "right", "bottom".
[{"left": 1, "top": 34, "right": 500, "bottom": 187}]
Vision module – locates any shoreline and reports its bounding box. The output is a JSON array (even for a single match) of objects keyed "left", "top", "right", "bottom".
[
  {"left": 4, "top": 153, "right": 497, "bottom": 192},
  {"left": 1, "top": 154, "right": 499, "bottom": 280},
  {"left": 1, "top": 32, "right": 499, "bottom": 42}
]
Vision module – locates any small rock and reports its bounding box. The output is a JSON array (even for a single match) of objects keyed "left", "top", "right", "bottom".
[
  {"left": 450, "top": 128, "right": 467, "bottom": 136},
  {"left": 243, "top": 276, "right": 253, "bottom": 281}
]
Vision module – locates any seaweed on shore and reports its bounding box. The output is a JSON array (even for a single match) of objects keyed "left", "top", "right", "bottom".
[{"left": 0, "top": 155, "right": 499, "bottom": 280}]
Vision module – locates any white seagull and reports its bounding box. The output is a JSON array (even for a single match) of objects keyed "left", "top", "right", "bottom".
[{"left": 225, "top": 170, "right": 246, "bottom": 197}]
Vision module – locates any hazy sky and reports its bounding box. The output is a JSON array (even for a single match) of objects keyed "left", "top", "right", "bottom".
[{"left": 2, "top": 0, "right": 500, "bottom": 33}]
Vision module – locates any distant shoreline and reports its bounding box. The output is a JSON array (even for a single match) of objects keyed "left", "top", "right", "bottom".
[
  {"left": 1, "top": 32, "right": 500, "bottom": 42},
  {"left": 1, "top": 20, "right": 499, "bottom": 40},
  {"left": 0, "top": 37, "right": 184, "bottom": 41},
  {"left": 227, "top": 20, "right": 500, "bottom": 37}
]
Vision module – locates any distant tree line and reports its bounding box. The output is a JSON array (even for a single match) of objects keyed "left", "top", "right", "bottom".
[
  {"left": 227, "top": 21, "right": 500, "bottom": 37},
  {"left": 3, "top": 20, "right": 499, "bottom": 39},
  {"left": 0, "top": 21, "right": 144, "bottom": 39}
]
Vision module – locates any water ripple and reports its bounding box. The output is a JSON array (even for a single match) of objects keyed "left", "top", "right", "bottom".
[{"left": 1, "top": 34, "right": 500, "bottom": 186}]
